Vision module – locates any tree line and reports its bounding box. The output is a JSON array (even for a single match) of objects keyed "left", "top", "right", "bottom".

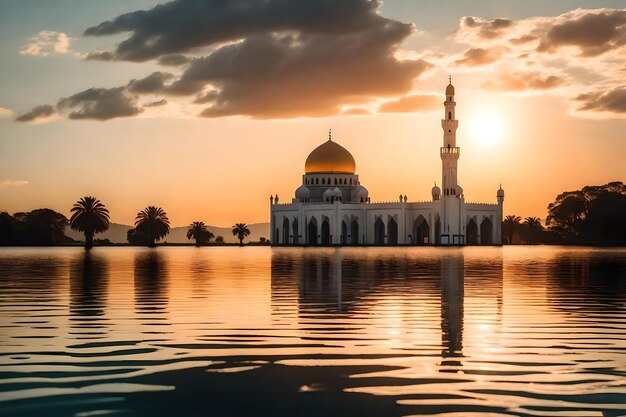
[
  {"left": 0, "top": 196, "right": 254, "bottom": 248},
  {"left": 503, "top": 182, "right": 626, "bottom": 245},
  {"left": 1, "top": 182, "right": 624, "bottom": 247}
]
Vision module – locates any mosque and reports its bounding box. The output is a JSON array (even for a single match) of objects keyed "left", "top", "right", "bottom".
[{"left": 270, "top": 80, "right": 504, "bottom": 246}]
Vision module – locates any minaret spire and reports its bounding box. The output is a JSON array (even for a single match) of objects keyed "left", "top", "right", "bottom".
[{"left": 328, "top": 128, "right": 332, "bottom": 141}]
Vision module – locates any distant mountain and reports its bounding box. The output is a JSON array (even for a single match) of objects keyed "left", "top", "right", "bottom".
[{"left": 65, "top": 222, "right": 270, "bottom": 244}]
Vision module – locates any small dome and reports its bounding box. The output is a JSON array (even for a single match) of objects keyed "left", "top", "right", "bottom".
[
  {"left": 295, "top": 184, "right": 310, "bottom": 199},
  {"left": 455, "top": 184, "right": 464, "bottom": 196},
  {"left": 356, "top": 185, "right": 368, "bottom": 201},
  {"left": 432, "top": 184, "right": 441, "bottom": 195},
  {"left": 446, "top": 82, "right": 455, "bottom": 96},
  {"left": 305, "top": 139, "right": 356, "bottom": 174},
  {"left": 497, "top": 187, "right": 505, "bottom": 197},
  {"left": 323, "top": 188, "right": 334, "bottom": 202},
  {"left": 332, "top": 187, "right": 342, "bottom": 197}
]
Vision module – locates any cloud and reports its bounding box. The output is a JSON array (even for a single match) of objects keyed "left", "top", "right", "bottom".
[
  {"left": 19, "top": 31, "right": 71, "bottom": 57},
  {"left": 57, "top": 87, "right": 143, "bottom": 120},
  {"left": 144, "top": 99, "right": 168, "bottom": 108},
  {"left": 15, "top": 105, "right": 56, "bottom": 122},
  {"left": 0, "top": 179, "right": 29, "bottom": 187},
  {"left": 453, "top": 48, "right": 502, "bottom": 67},
  {"left": 482, "top": 72, "right": 565, "bottom": 92},
  {"left": 84, "top": 0, "right": 399, "bottom": 62},
  {"left": 378, "top": 95, "right": 439, "bottom": 113},
  {"left": 460, "top": 17, "right": 514, "bottom": 40},
  {"left": 127, "top": 72, "right": 174, "bottom": 94},
  {"left": 537, "top": 9, "right": 626, "bottom": 57},
  {"left": 0, "top": 107, "right": 13, "bottom": 117},
  {"left": 575, "top": 87, "right": 626, "bottom": 113},
  {"left": 20, "top": 0, "right": 430, "bottom": 120},
  {"left": 341, "top": 108, "right": 370, "bottom": 116}
]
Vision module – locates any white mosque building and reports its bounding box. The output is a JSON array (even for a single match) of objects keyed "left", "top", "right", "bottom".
[{"left": 270, "top": 80, "right": 504, "bottom": 246}]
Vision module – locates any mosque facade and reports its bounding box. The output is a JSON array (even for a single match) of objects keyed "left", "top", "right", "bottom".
[{"left": 270, "top": 81, "right": 504, "bottom": 246}]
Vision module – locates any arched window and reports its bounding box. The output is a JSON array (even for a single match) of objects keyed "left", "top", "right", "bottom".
[
  {"left": 350, "top": 178, "right": 353, "bottom": 185},
  {"left": 334, "top": 178, "right": 337, "bottom": 185},
  {"left": 327, "top": 178, "right": 331, "bottom": 184},
  {"left": 448, "top": 111, "right": 452, "bottom": 120},
  {"left": 316, "top": 178, "right": 319, "bottom": 185},
  {"left": 322, "top": 178, "right": 325, "bottom": 185}
]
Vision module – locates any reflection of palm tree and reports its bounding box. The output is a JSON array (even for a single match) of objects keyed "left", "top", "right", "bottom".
[
  {"left": 70, "top": 251, "right": 109, "bottom": 321},
  {"left": 135, "top": 206, "right": 170, "bottom": 247},
  {"left": 503, "top": 215, "right": 521, "bottom": 244},
  {"left": 232, "top": 223, "right": 251, "bottom": 246},
  {"left": 187, "top": 221, "right": 214, "bottom": 247},
  {"left": 69, "top": 196, "right": 110, "bottom": 249},
  {"left": 134, "top": 251, "right": 169, "bottom": 315}
]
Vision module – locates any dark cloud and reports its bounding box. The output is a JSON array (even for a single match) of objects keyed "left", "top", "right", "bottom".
[
  {"left": 537, "top": 10, "right": 626, "bottom": 56},
  {"left": 185, "top": 31, "right": 430, "bottom": 118},
  {"left": 575, "top": 87, "right": 626, "bottom": 113},
  {"left": 482, "top": 72, "right": 565, "bottom": 92},
  {"left": 378, "top": 95, "right": 439, "bottom": 113},
  {"left": 127, "top": 72, "right": 174, "bottom": 94},
  {"left": 15, "top": 104, "right": 55, "bottom": 122},
  {"left": 57, "top": 87, "right": 142, "bottom": 120},
  {"left": 84, "top": 0, "right": 393, "bottom": 62},
  {"left": 157, "top": 54, "right": 191, "bottom": 67},
  {"left": 453, "top": 48, "right": 501, "bottom": 67},
  {"left": 461, "top": 16, "right": 513, "bottom": 39},
  {"left": 144, "top": 99, "right": 168, "bottom": 108}
]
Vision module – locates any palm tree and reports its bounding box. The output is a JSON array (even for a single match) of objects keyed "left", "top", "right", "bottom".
[
  {"left": 69, "top": 196, "right": 110, "bottom": 249},
  {"left": 503, "top": 215, "right": 522, "bottom": 244},
  {"left": 231, "top": 223, "right": 251, "bottom": 246},
  {"left": 135, "top": 206, "right": 170, "bottom": 247},
  {"left": 186, "top": 221, "right": 214, "bottom": 247},
  {"left": 523, "top": 217, "right": 544, "bottom": 244}
]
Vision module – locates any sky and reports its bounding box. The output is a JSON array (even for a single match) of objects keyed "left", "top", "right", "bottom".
[{"left": 0, "top": 0, "right": 625, "bottom": 227}]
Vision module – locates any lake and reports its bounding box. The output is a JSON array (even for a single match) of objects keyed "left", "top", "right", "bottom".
[{"left": 1, "top": 246, "right": 625, "bottom": 417}]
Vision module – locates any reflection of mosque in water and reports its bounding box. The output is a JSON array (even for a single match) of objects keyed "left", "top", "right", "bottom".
[{"left": 271, "top": 249, "right": 504, "bottom": 368}]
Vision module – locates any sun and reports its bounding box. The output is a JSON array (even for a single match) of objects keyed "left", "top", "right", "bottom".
[{"left": 472, "top": 111, "right": 503, "bottom": 145}]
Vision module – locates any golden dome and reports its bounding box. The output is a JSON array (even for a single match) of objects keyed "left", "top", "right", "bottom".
[{"left": 305, "top": 139, "right": 356, "bottom": 174}]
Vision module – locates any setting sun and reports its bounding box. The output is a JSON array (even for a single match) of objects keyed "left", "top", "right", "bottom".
[{"left": 472, "top": 111, "right": 503, "bottom": 146}]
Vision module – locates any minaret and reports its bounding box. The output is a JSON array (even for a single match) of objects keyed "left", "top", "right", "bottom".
[{"left": 441, "top": 76, "right": 460, "bottom": 198}]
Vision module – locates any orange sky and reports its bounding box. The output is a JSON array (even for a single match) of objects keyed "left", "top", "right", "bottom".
[{"left": 0, "top": 1, "right": 624, "bottom": 226}]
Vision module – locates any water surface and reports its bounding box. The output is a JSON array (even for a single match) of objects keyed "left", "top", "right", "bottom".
[{"left": 1, "top": 246, "right": 625, "bottom": 416}]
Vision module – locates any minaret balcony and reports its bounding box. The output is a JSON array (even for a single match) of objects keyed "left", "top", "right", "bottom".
[{"left": 440, "top": 146, "right": 460, "bottom": 155}]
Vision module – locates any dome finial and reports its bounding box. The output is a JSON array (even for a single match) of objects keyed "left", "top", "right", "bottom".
[
  {"left": 328, "top": 128, "right": 332, "bottom": 141},
  {"left": 449, "top": 75, "right": 452, "bottom": 84}
]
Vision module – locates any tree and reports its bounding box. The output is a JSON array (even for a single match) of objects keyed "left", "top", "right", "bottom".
[
  {"left": 231, "top": 223, "right": 251, "bottom": 246},
  {"left": 522, "top": 216, "right": 544, "bottom": 244},
  {"left": 127, "top": 228, "right": 150, "bottom": 245},
  {"left": 259, "top": 237, "right": 267, "bottom": 244},
  {"left": 186, "top": 221, "right": 214, "bottom": 246},
  {"left": 134, "top": 206, "right": 170, "bottom": 247},
  {"left": 69, "top": 196, "right": 110, "bottom": 249},
  {"left": 215, "top": 236, "right": 225, "bottom": 244},
  {"left": 14, "top": 209, "right": 69, "bottom": 245},
  {"left": 546, "top": 182, "right": 626, "bottom": 244},
  {"left": 502, "top": 215, "right": 521, "bottom": 244}
]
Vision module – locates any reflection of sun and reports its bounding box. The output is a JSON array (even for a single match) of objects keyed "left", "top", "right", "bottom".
[{"left": 472, "top": 111, "right": 503, "bottom": 146}]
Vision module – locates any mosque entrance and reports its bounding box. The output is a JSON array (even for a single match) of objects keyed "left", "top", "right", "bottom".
[
  {"left": 388, "top": 218, "right": 398, "bottom": 245},
  {"left": 350, "top": 219, "right": 359, "bottom": 245},
  {"left": 480, "top": 217, "right": 493, "bottom": 245},
  {"left": 414, "top": 215, "right": 429, "bottom": 245},
  {"left": 466, "top": 218, "right": 478, "bottom": 245},
  {"left": 321, "top": 218, "right": 331, "bottom": 245},
  {"left": 307, "top": 218, "right": 318, "bottom": 245},
  {"left": 374, "top": 218, "right": 385, "bottom": 245}
]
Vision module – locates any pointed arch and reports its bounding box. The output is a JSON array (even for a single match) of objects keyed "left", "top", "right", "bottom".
[
  {"left": 388, "top": 217, "right": 398, "bottom": 245},
  {"left": 307, "top": 217, "right": 318, "bottom": 246},
  {"left": 321, "top": 216, "right": 331, "bottom": 245},
  {"left": 480, "top": 216, "right": 493, "bottom": 245},
  {"left": 414, "top": 215, "right": 429, "bottom": 245},
  {"left": 466, "top": 216, "right": 478, "bottom": 245},
  {"left": 282, "top": 217, "right": 290, "bottom": 245},
  {"left": 292, "top": 217, "right": 299, "bottom": 244},
  {"left": 374, "top": 217, "right": 385, "bottom": 245},
  {"left": 350, "top": 217, "right": 359, "bottom": 245}
]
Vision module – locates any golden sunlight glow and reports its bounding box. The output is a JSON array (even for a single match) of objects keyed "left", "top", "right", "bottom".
[{"left": 472, "top": 111, "right": 503, "bottom": 146}]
